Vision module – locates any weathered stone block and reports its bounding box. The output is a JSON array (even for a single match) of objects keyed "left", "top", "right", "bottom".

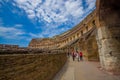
[
  {"left": 97, "top": 26, "right": 120, "bottom": 74},
  {"left": 97, "top": 27, "right": 111, "bottom": 40}
]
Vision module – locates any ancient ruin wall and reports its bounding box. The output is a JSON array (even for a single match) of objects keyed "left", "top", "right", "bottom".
[
  {"left": 86, "top": 36, "right": 99, "bottom": 61},
  {"left": 96, "top": 0, "right": 120, "bottom": 74},
  {"left": 0, "top": 53, "right": 67, "bottom": 80}
]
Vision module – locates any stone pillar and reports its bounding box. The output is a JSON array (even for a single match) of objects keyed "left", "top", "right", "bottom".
[{"left": 96, "top": 0, "right": 120, "bottom": 74}]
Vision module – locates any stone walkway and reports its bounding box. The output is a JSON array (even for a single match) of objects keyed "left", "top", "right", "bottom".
[{"left": 54, "top": 57, "right": 120, "bottom": 80}]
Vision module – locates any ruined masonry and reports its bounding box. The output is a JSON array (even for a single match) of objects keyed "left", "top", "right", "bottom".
[{"left": 29, "top": 0, "right": 120, "bottom": 74}]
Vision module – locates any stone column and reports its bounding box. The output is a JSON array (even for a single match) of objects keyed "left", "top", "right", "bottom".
[{"left": 96, "top": 0, "right": 120, "bottom": 74}]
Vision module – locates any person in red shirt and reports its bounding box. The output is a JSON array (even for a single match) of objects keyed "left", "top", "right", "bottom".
[{"left": 79, "top": 52, "right": 83, "bottom": 61}]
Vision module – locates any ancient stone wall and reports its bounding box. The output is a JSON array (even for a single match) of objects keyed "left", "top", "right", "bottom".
[
  {"left": 96, "top": 0, "right": 120, "bottom": 74},
  {"left": 0, "top": 44, "right": 19, "bottom": 50},
  {"left": 0, "top": 53, "right": 67, "bottom": 80},
  {"left": 79, "top": 40, "right": 88, "bottom": 60},
  {"left": 96, "top": 26, "right": 120, "bottom": 74},
  {"left": 78, "top": 33, "right": 99, "bottom": 61},
  {"left": 86, "top": 36, "right": 99, "bottom": 61}
]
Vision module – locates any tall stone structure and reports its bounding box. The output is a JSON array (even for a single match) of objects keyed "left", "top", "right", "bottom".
[
  {"left": 28, "top": 0, "right": 120, "bottom": 74},
  {"left": 29, "top": 10, "right": 97, "bottom": 50},
  {"left": 29, "top": 10, "right": 99, "bottom": 61},
  {"left": 96, "top": 0, "right": 120, "bottom": 74},
  {"left": 29, "top": 38, "right": 56, "bottom": 49}
]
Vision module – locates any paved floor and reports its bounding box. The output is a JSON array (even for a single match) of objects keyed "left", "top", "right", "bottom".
[{"left": 55, "top": 57, "right": 120, "bottom": 80}]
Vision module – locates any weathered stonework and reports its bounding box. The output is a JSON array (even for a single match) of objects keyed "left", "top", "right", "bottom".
[
  {"left": 29, "top": 10, "right": 97, "bottom": 51},
  {"left": 0, "top": 53, "right": 67, "bottom": 80},
  {"left": 97, "top": 25, "right": 120, "bottom": 74},
  {"left": 28, "top": 38, "right": 56, "bottom": 49},
  {"left": 0, "top": 44, "right": 19, "bottom": 50},
  {"left": 28, "top": 0, "right": 120, "bottom": 74},
  {"left": 96, "top": 0, "right": 120, "bottom": 74}
]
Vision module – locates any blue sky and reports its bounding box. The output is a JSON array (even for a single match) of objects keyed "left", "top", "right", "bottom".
[{"left": 0, "top": 0, "right": 96, "bottom": 47}]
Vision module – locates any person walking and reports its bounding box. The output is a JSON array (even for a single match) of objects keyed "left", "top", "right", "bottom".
[
  {"left": 76, "top": 51, "right": 80, "bottom": 62},
  {"left": 72, "top": 51, "right": 75, "bottom": 61},
  {"left": 79, "top": 51, "right": 83, "bottom": 61},
  {"left": 67, "top": 52, "right": 70, "bottom": 57}
]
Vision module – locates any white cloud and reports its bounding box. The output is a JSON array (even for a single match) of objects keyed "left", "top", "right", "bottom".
[
  {"left": 11, "top": 0, "right": 96, "bottom": 39},
  {"left": 14, "top": 24, "right": 23, "bottom": 28},
  {"left": 65, "top": 0, "right": 83, "bottom": 17},
  {"left": 29, "top": 32, "right": 43, "bottom": 38},
  {"left": 0, "top": 0, "right": 96, "bottom": 47},
  {"left": 15, "top": 0, "right": 27, "bottom": 3},
  {"left": 14, "top": 0, "right": 95, "bottom": 23},
  {"left": 0, "top": 26, "right": 25, "bottom": 39},
  {"left": 29, "top": 23, "right": 70, "bottom": 39},
  {"left": 85, "top": 0, "right": 96, "bottom": 10}
]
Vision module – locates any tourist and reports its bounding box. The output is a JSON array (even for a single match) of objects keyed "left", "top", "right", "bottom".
[
  {"left": 76, "top": 51, "right": 80, "bottom": 62},
  {"left": 79, "top": 51, "right": 83, "bottom": 61},
  {"left": 67, "top": 52, "right": 70, "bottom": 57},
  {"left": 72, "top": 51, "right": 75, "bottom": 61}
]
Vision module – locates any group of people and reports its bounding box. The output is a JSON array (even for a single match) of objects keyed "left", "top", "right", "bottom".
[{"left": 67, "top": 51, "right": 83, "bottom": 61}]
